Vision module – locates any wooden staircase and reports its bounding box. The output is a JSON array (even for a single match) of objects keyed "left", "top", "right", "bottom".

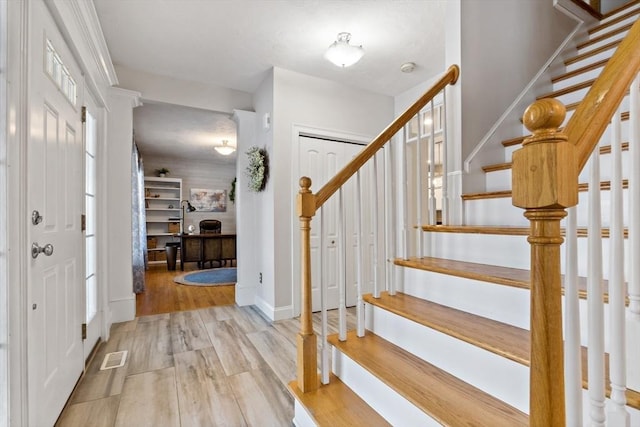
[{"left": 290, "top": 2, "right": 640, "bottom": 425}]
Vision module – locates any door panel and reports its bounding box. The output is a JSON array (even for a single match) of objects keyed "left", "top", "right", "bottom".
[
  {"left": 299, "top": 136, "right": 370, "bottom": 311},
  {"left": 28, "top": 1, "right": 84, "bottom": 425}
]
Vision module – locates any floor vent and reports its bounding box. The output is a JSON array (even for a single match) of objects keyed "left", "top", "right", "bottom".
[{"left": 99, "top": 350, "right": 128, "bottom": 371}]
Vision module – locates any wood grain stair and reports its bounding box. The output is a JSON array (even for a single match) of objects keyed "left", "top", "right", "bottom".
[
  {"left": 363, "top": 292, "right": 640, "bottom": 409},
  {"left": 462, "top": 179, "right": 629, "bottom": 201},
  {"left": 395, "top": 255, "right": 629, "bottom": 303},
  {"left": 421, "top": 224, "right": 629, "bottom": 239},
  {"left": 288, "top": 375, "right": 391, "bottom": 427},
  {"left": 328, "top": 330, "right": 528, "bottom": 426}
]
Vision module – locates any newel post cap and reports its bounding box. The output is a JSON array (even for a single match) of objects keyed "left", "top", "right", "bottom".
[
  {"left": 297, "top": 177, "right": 317, "bottom": 218},
  {"left": 512, "top": 99, "right": 578, "bottom": 209}
]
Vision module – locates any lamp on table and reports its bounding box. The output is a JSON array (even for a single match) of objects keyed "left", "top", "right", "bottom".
[{"left": 181, "top": 199, "right": 196, "bottom": 234}]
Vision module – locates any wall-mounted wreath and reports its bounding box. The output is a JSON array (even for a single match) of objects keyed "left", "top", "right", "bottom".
[{"left": 245, "top": 146, "right": 269, "bottom": 192}]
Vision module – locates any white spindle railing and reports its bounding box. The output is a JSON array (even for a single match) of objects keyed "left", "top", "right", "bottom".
[
  {"left": 297, "top": 65, "right": 458, "bottom": 404},
  {"left": 608, "top": 106, "right": 630, "bottom": 425},
  {"left": 628, "top": 75, "right": 640, "bottom": 393},
  {"left": 587, "top": 147, "right": 606, "bottom": 427},
  {"left": 565, "top": 75, "right": 640, "bottom": 425},
  {"left": 564, "top": 206, "right": 583, "bottom": 427}
]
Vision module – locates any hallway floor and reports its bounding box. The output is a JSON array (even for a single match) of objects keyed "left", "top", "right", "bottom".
[{"left": 56, "top": 304, "right": 355, "bottom": 426}]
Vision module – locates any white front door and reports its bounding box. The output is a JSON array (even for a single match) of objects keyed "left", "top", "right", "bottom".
[
  {"left": 27, "top": 1, "right": 85, "bottom": 425},
  {"left": 299, "top": 136, "right": 370, "bottom": 311}
]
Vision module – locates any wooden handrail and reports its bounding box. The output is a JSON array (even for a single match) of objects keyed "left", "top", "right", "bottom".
[
  {"left": 314, "top": 64, "right": 460, "bottom": 210},
  {"left": 563, "top": 18, "right": 640, "bottom": 171}
]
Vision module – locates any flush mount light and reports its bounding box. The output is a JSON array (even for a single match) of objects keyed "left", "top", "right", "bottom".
[
  {"left": 214, "top": 140, "right": 235, "bottom": 155},
  {"left": 400, "top": 62, "right": 416, "bottom": 73},
  {"left": 324, "top": 32, "right": 364, "bottom": 68}
]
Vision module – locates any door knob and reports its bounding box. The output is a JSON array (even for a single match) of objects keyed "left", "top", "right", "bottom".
[{"left": 32, "top": 242, "right": 54, "bottom": 259}]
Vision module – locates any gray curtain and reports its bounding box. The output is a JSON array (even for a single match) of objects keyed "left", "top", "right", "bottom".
[{"left": 131, "top": 141, "right": 147, "bottom": 294}]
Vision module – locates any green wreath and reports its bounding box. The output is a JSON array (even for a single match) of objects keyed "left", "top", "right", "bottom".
[{"left": 245, "top": 146, "right": 269, "bottom": 192}]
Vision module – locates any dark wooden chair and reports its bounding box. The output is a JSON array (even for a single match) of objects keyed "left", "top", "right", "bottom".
[{"left": 199, "top": 219, "right": 221, "bottom": 234}]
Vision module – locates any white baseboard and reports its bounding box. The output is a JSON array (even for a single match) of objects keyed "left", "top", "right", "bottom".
[
  {"left": 254, "top": 296, "right": 294, "bottom": 321},
  {"left": 109, "top": 295, "right": 136, "bottom": 323}
]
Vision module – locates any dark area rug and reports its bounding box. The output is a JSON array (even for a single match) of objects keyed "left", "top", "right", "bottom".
[{"left": 174, "top": 268, "right": 237, "bottom": 286}]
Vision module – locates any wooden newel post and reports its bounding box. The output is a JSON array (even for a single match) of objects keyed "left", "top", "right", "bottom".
[
  {"left": 512, "top": 99, "right": 578, "bottom": 426},
  {"left": 296, "top": 176, "right": 319, "bottom": 392}
]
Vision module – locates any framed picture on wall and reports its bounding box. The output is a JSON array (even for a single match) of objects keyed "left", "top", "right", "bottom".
[{"left": 190, "top": 188, "right": 227, "bottom": 212}]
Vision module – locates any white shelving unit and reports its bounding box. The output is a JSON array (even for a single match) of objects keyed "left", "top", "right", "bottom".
[{"left": 144, "top": 176, "right": 182, "bottom": 263}]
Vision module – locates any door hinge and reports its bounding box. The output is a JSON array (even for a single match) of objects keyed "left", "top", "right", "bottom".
[
  {"left": 81, "top": 323, "right": 87, "bottom": 340},
  {"left": 81, "top": 214, "right": 86, "bottom": 232},
  {"left": 81, "top": 106, "right": 87, "bottom": 123}
]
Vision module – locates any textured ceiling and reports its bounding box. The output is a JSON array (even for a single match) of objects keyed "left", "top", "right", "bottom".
[{"left": 95, "top": 0, "right": 448, "bottom": 162}]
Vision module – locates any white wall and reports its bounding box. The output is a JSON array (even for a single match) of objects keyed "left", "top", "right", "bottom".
[
  {"left": 232, "top": 110, "right": 259, "bottom": 307},
  {"left": 105, "top": 87, "right": 141, "bottom": 323},
  {"left": 142, "top": 156, "right": 237, "bottom": 234},
  {"left": 248, "top": 69, "right": 276, "bottom": 317},
  {"left": 458, "top": 0, "right": 575, "bottom": 191},
  {"left": 271, "top": 67, "right": 394, "bottom": 319}
]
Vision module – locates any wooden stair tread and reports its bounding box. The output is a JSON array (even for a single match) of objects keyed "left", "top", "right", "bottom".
[
  {"left": 394, "top": 255, "right": 629, "bottom": 303},
  {"left": 578, "top": 24, "right": 633, "bottom": 51},
  {"left": 328, "top": 330, "right": 528, "bottom": 427},
  {"left": 395, "top": 256, "right": 531, "bottom": 290},
  {"left": 462, "top": 179, "right": 629, "bottom": 200},
  {"left": 537, "top": 78, "right": 595, "bottom": 100},
  {"left": 289, "top": 376, "right": 391, "bottom": 427},
  {"left": 363, "top": 292, "right": 640, "bottom": 409},
  {"left": 589, "top": 6, "right": 640, "bottom": 35},
  {"left": 364, "top": 292, "right": 530, "bottom": 365},
  {"left": 422, "top": 224, "right": 629, "bottom": 239},
  {"left": 565, "top": 39, "right": 621, "bottom": 66}
]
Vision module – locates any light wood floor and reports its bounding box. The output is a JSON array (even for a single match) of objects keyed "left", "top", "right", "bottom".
[
  {"left": 57, "top": 293, "right": 356, "bottom": 426},
  {"left": 136, "top": 263, "right": 236, "bottom": 316}
]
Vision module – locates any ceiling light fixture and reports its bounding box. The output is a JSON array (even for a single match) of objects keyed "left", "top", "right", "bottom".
[
  {"left": 324, "top": 32, "right": 364, "bottom": 68},
  {"left": 214, "top": 140, "right": 235, "bottom": 155}
]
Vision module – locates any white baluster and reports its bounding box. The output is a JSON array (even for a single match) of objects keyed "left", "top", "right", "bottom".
[
  {"left": 373, "top": 155, "right": 381, "bottom": 298},
  {"left": 429, "top": 100, "right": 437, "bottom": 225},
  {"left": 564, "top": 206, "right": 583, "bottom": 427},
  {"left": 385, "top": 143, "right": 396, "bottom": 296},
  {"left": 587, "top": 148, "right": 606, "bottom": 427},
  {"left": 441, "top": 91, "right": 449, "bottom": 225},
  {"left": 384, "top": 144, "right": 393, "bottom": 295},
  {"left": 608, "top": 106, "right": 630, "bottom": 425},
  {"left": 338, "top": 187, "right": 346, "bottom": 341},
  {"left": 402, "top": 125, "right": 410, "bottom": 259},
  {"left": 320, "top": 206, "right": 329, "bottom": 384},
  {"left": 416, "top": 111, "right": 424, "bottom": 257},
  {"left": 356, "top": 171, "right": 365, "bottom": 337},
  {"left": 628, "top": 74, "right": 640, "bottom": 392}
]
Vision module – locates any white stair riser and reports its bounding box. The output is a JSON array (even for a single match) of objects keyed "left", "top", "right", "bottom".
[
  {"left": 292, "top": 402, "right": 317, "bottom": 427},
  {"left": 577, "top": 31, "right": 627, "bottom": 56},
  {"left": 552, "top": 66, "right": 605, "bottom": 92},
  {"left": 366, "top": 303, "right": 530, "bottom": 413},
  {"left": 464, "top": 187, "right": 632, "bottom": 229},
  {"left": 565, "top": 47, "right": 617, "bottom": 73},
  {"left": 591, "top": 13, "right": 640, "bottom": 39},
  {"left": 424, "top": 229, "right": 628, "bottom": 281},
  {"left": 332, "top": 347, "right": 439, "bottom": 426},
  {"left": 403, "top": 267, "right": 530, "bottom": 328},
  {"left": 404, "top": 265, "right": 614, "bottom": 351}
]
